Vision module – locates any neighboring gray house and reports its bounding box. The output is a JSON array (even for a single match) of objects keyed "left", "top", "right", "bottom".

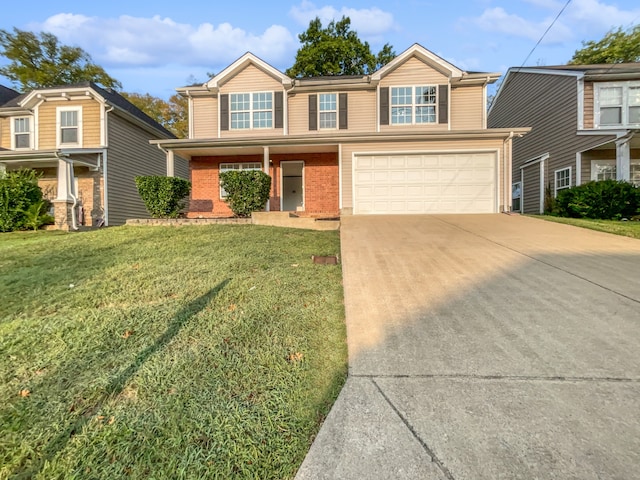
[
  {"left": 488, "top": 64, "right": 640, "bottom": 214},
  {"left": 0, "top": 82, "right": 188, "bottom": 229}
]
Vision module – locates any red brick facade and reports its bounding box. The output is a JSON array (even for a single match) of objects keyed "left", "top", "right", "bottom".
[{"left": 188, "top": 152, "right": 339, "bottom": 218}]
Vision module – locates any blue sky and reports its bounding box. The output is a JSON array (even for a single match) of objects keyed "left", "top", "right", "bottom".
[{"left": 1, "top": 0, "right": 638, "bottom": 99}]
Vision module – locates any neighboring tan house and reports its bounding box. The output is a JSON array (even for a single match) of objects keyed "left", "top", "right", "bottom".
[
  {"left": 153, "top": 44, "right": 529, "bottom": 217},
  {"left": 0, "top": 82, "right": 188, "bottom": 230},
  {"left": 488, "top": 64, "right": 640, "bottom": 214}
]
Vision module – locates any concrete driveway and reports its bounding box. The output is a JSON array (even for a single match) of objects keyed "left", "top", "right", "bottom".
[{"left": 296, "top": 214, "right": 640, "bottom": 479}]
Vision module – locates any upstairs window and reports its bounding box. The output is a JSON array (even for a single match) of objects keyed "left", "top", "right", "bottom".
[
  {"left": 13, "top": 117, "right": 31, "bottom": 149},
  {"left": 391, "top": 86, "right": 437, "bottom": 125},
  {"left": 57, "top": 107, "right": 82, "bottom": 146},
  {"left": 596, "top": 82, "right": 640, "bottom": 127},
  {"left": 230, "top": 92, "right": 272, "bottom": 129},
  {"left": 319, "top": 93, "right": 337, "bottom": 129}
]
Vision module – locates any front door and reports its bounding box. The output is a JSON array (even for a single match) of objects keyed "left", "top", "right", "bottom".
[{"left": 281, "top": 161, "right": 304, "bottom": 211}]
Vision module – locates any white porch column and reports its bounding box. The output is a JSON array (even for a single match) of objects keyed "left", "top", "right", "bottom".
[
  {"left": 263, "top": 146, "right": 270, "bottom": 212},
  {"left": 166, "top": 150, "right": 175, "bottom": 177},
  {"left": 56, "top": 158, "right": 72, "bottom": 200},
  {"left": 616, "top": 136, "right": 631, "bottom": 182}
]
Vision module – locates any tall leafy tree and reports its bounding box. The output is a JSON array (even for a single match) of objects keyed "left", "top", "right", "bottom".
[
  {"left": 0, "top": 28, "right": 121, "bottom": 91},
  {"left": 121, "top": 92, "right": 188, "bottom": 139},
  {"left": 569, "top": 24, "right": 640, "bottom": 64},
  {"left": 286, "top": 16, "right": 395, "bottom": 77}
]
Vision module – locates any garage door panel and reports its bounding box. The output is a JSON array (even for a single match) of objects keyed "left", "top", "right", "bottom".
[{"left": 354, "top": 152, "right": 496, "bottom": 214}]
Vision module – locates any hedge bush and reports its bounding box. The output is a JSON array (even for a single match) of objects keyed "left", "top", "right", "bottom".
[
  {"left": 135, "top": 176, "right": 191, "bottom": 218},
  {"left": 0, "top": 169, "right": 45, "bottom": 232},
  {"left": 554, "top": 180, "right": 640, "bottom": 220},
  {"left": 219, "top": 170, "right": 271, "bottom": 217}
]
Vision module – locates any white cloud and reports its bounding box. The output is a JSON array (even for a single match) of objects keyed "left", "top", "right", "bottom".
[
  {"left": 289, "top": 1, "right": 395, "bottom": 37},
  {"left": 469, "top": 7, "right": 573, "bottom": 43},
  {"left": 35, "top": 13, "right": 296, "bottom": 69},
  {"left": 563, "top": 0, "right": 640, "bottom": 30}
]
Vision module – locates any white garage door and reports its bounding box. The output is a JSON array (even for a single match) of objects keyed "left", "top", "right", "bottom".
[{"left": 353, "top": 152, "right": 497, "bottom": 214}]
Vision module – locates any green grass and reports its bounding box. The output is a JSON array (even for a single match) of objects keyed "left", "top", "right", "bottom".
[
  {"left": 537, "top": 216, "right": 640, "bottom": 239},
  {"left": 0, "top": 225, "right": 347, "bottom": 479}
]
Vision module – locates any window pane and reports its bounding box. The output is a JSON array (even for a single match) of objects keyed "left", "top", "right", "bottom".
[
  {"left": 556, "top": 168, "right": 570, "bottom": 190},
  {"left": 415, "top": 86, "right": 436, "bottom": 105},
  {"left": 629, "top": 106, "right": 640, "bottom": 124},
  {"left": 415, "top": 106, "right": 436, "bottom": 123},
  {"left": 15, "top": 133, "right": 30, "bottom": 148},
  {"left": 14, "top": 118, "right": 29, "bottom": 133},
  {"left": 630, "top": 87, "right": 640, "bottom": 106},
  {"left": 252, "top": 92, "right": 272, "bottom": 110},
  {"left": 319, "top": 111, "right": 337, "bottom": 129},
  {"left": 61, "top": 110, "right": 78, "bottom": 127},
  {"left": 253, "top": 111, "right": 272, "bottom": 128},
  {"left": 600, "top": 87, "right": 622, "bottom": 106},
  {"left": 600, "top": 106, "right": 621, "bottom": 125},
  {"left": 231, "top": 112, "right": 250, "bottom": 129},
  {"left": 391, "top": 106, "right": 412, "bottom": 124},
  {"left": 231, "top": 94, "right": 250, "bottom": 111},
  {"left": 391, "top": 87, "right": 412, "bottom": 105},
  {"left": 631, "top": 164, "right": 640, "bottom": 185},
  {"left": 61, "top": 128, "right": 78, "bottom": 144},
  {"left": 319, "top": 93, "right": 336, "bottom": 111}
]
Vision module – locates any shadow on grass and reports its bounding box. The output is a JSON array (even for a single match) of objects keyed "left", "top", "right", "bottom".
[{"left": 12, "top": 280, "right": 229, "bottom": 480}]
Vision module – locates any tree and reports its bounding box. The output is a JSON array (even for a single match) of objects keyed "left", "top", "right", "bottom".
[
  {"left": 569, "top": 24, "right": 640, "bottom": 64},
  {"left": 0, "top": 28, "right": 121, "bottom": 91},
  {"left": 286, "top": 16, "right": 395, "bottom": 77},
  {"left": 121, "top": 92, "right": 188, "bottom": 138}
]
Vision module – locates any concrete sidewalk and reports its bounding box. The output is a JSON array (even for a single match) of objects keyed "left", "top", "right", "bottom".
[{"left": 296, "top": 214, "right": 640, "bottom": 479}]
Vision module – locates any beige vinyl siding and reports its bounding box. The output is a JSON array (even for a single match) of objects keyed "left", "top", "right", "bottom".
[
  {"left": 37, "top": 99, "right": 102, "bottom": 149},
  {"left": 0, "top": 117, "right": 9, "bottom": 148},
  {"left": 451, "top": 85, "right": 484, "bottom": 130},
  {"left": 287, "top": 93, "right": 308, "bottom": 136},
  {"left": 583, "top": 82, "right": 594, "bottom": 128},
  {"left": 488, "top": 72, "right": 615, "bottom": 198},
  {"left": 379, "top": 57, "right": 450, "bottom": 134},
  {"left": 105, "top": 113, "right": 184, "bottom": 225},
  {"left": 288, "top": 90, "right": 377, "bottom": 135},
  {"left": 192, "top": 96, "right": 218, "bottom": 138},
  {"left": 340, "top": 137, "right": 505, "bottom": 210}
]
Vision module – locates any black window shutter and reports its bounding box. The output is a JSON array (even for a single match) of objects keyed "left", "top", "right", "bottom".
[
  {"left": 380, "top": 87, "right": 389, "bottom": 125},
  {"left": 220, "top": 94, "right": 229, "bottom": 131},
  {"left": 339, "top": 93, "right": 348, "bottom": 130},
  {"left": 274, "top": 91, "right": 283, "bottom": 129},
  {"left": 438, "top": 85, "right": 448, "bottom": 124},
  {"left": 309, "top": 94, "right": 317, "bottom": 131}
]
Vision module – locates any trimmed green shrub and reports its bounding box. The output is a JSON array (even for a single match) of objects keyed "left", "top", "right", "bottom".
[
  {"left": 220, "top": 170, "right": 271, "bottom": 217},
  {"left": 21, "top": 200, "right": 55, "bottom": 231},
  {"left": 554, "top": 180, "right": 640, "bottom": 220},
  {"left": 135, "top": 176, "right": 191, "bottom": 218},
  {"left": 0, "top": 169, "right": 44, "bottom": 232}
]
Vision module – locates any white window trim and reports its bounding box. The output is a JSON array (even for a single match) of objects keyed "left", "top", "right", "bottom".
[
  {"left": 554, "top": 166, "right": 572, "bottom": 196},
  {"left": 10, "top": 116, "right": 34, "bottom": 150},
  {"left": 390, "top": 85, "right": 437, "bottom": 126},
  {"left": 594, "top": 81, "right": 640, "bottom": 129},
  {"left": 56, "top": 106, "right": 83, "bottom": 147},
  {"left": 230, "top": 91, "right": 274, "bottom": 130},
  {"left": 219, "top": 162, "right": 262, "bottom": 198},
  {"left": 318, "top": 93, "right": 338, "bottom": 130}
]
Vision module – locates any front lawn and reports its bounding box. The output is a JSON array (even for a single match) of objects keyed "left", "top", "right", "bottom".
[
  {"left": 537, "top": 216, "right": 640, "bottom": 239},
  {"left": 0, "top": 225, "right": 347, "bottom": 479}
]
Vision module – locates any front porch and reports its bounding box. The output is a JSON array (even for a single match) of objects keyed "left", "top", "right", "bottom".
[
  {"left": 0, "top": 149, "right": 104, "bottom": 230},
  {"left": 579, "top": 131, "right": 640, "bottom": 185}
]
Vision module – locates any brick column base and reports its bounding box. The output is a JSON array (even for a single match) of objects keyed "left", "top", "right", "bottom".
[{"left": 52, "top": 200, "right": 75, "bottom": 231}]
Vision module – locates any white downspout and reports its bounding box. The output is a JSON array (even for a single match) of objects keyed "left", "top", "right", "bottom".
[{"left": 103, "top": 106, "right": 114, "bottom": 227}]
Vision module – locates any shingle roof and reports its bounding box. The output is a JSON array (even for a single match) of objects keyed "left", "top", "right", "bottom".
[
  {"left": 0, "top": 85, "right": 20, "bottom": 106},
  {"left": 520, "top": 63, "right": 640, "bottom": 75}
]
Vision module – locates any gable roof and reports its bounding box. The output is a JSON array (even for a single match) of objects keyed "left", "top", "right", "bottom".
[
  {"left": 0, "top": 85, "right": 20, "bottom": 106},
  {"left": 3, "top": 82, "right": 175, "bottom": 138},
  {"left": 205, "top": 52, "right": 292, "bottom": 91}
]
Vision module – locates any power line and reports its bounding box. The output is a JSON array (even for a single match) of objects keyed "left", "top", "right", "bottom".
[{"left": 520, "top": 0, "right": 573, "bottom": 68}]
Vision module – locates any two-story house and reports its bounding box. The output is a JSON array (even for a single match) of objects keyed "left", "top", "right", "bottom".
[
  {"left": 0, "top": 82, "right": 188, "bottom": 230},
  {"left": 488, "top": 64, "right": 640, "bottom": 214},
  {"left": 153, "top": 44, "right": 529, "bottom": 217}
]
